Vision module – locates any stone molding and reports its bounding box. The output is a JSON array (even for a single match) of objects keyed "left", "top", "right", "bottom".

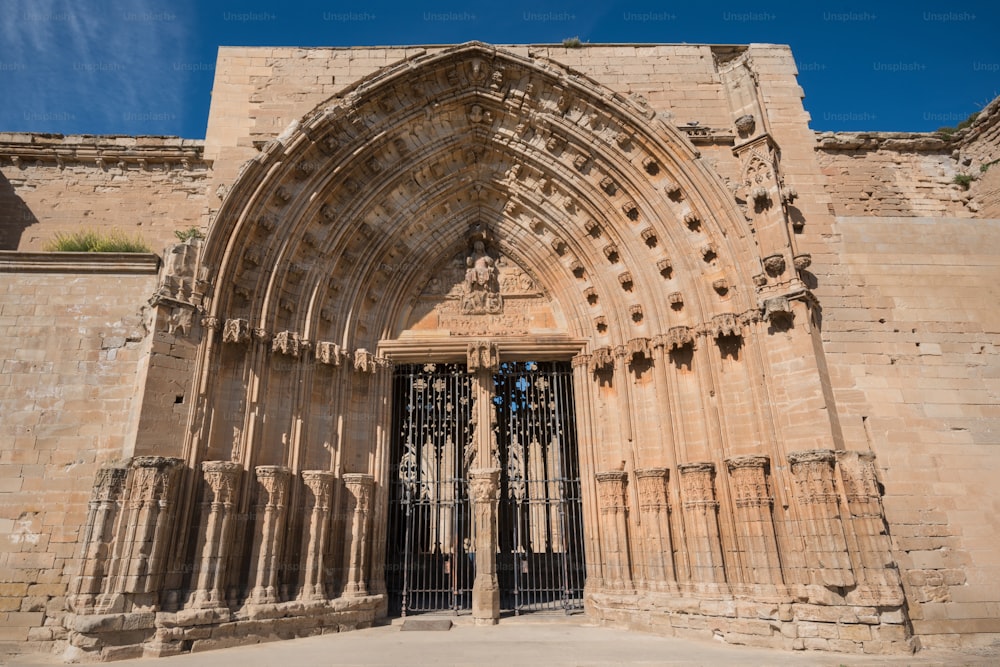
[
  {"left": 0, "top": 134, "right": 207, "bottom": 169},
  {"left": 0, "top": 251, "right": 160, "bottom": 274}
]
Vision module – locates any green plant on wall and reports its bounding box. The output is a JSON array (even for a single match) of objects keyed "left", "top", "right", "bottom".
[
  {"left": 45, "top": 230, "right": 151, "bottom": 253},
  {"left": 953, "top": 174, "right": 975, "bottom": 190},
  {"left": 174, "top": 226, "right": 205, "bottom": 242}
]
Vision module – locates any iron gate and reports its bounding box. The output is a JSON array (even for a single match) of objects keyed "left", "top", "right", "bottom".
[{"left": 386, "top": 361, "right": 585, "bottom": 616}]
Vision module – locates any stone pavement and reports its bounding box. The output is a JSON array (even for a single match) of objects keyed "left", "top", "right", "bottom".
[{"left": 8, "top": 616, "right": 997, "bottom": 667}]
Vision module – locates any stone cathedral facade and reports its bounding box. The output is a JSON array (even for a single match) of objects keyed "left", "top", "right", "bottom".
[{"left": 1, "top": 43, "right": 998, "bottom": 662}]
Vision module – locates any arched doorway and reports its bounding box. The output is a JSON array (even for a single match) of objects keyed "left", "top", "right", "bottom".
[{"left": 69, "top": 42, "right": 908, "bottom": 655}]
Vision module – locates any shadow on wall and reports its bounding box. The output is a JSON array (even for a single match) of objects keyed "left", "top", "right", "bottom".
[{"left": 0, "top": 171, "right": 38, "bottom": 250}]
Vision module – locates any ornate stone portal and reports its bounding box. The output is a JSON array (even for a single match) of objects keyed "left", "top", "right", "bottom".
[{"left": 64, "top": 42, "right": 911, "bottom": 660}]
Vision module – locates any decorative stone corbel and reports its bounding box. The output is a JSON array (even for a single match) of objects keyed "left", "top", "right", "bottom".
[
  {"left": 588, "top": 346, "right": 615, "bottom": 374},
  {"left": 709, "top": 313, "right": 741, "bottom": 339},
  {"left": 353, "top": 348, "right": 376, "bottom": 373},
  {"left": 272, "top": 330, "right": 301, "bottom": 357},
  {"left": 762, "top": 253, "right": 786, "bottom": 276},
  {"left": 315, "top": 341, "right": 347, "bottom": 366},
  {"left": 762, "top": 296, "right": 794, "bottom": 327},
  {"left": 222, "top": 318, "right": 251, "bottom": 344}
]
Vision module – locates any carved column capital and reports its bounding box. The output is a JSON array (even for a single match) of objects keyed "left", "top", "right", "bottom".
[
  {"left": 200, "top": 461, "right": 242, "bottom": 505},
  {"left": 91, "top": 466, "right": 128, "bottom": 503},
  {"left": 302, "top": 470, "right": 334, "bottom": 502},
  {"left": 725, "top": 455, "right": 772, "bottom": 508},
  {"left": 836, "top": 450, "right": 880, "bottom": 504},
  {"left": 272, "top": 330, "right": 301, "bottom": 357},
  {"left": 128, "top": 456, "right": 184, "bottom": 508},
  {"left": 468, "top": 468, "right": 501, "bottom": 503},
  {"left": 466, "top": 340, "right": 499, "bottom": 373},
  {"left": 678, "top": 462, "right": 718, "bottom": 509},
  {"left": 315, "top": 341, "right": 346, "bottom": 366},
  {"left": 788, "top": 449, "right": 838, "bottom": 504},
  {"left": 634, "top": 468, "right": 669, "bottom": 510},
  {"left": 254, "top": 465, "right": 291, "bottom": 509},
  {"left": 595, "top": 470, "right": 628, "bottom": 511},
  {"left": 571, "top": 352, "right": 591, "bottom": 368},
  {"left": 343, "top": 473, "right": 375, "bottom": 512}
]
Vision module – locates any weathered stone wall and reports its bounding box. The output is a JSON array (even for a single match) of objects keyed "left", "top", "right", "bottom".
[
  {"left": 0, "top": 134, "right": 209, "bottom": 253},
  {"left": 814, "top": 97, "right": 1000, "bottom": 219},
  {"left": 0, "top": 258, "right": 158, "bottom": 656},
  {"left": 810, "top": 216, "right": 1000, "bottom": 648}
]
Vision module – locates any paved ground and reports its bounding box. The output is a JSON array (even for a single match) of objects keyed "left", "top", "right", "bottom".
[{"left": 8, "top": 616, "right": 998, "bottom": 666}]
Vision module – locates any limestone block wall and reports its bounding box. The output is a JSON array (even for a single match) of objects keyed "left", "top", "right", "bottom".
[
  {"left": 0, "top": 134, "right": 210, "bottom": 253},
  {"left": 0, "top": 259, "right": 158, "bottom": 654},
  {"left": 812, "top": 216, "right": 1000, "bottom": 648}
]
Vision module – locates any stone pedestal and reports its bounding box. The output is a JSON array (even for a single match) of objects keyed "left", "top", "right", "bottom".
[{"left": 468, "top": 468, "right": 500, "bottom": 625}]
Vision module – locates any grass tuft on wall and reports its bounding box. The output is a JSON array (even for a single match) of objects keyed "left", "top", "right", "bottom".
[{"left": 45, "top": 230, "right": 152, "bottom": 253}]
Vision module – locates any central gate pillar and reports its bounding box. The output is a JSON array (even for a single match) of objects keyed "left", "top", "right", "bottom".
[
  {"left": 468, "top": 467, "right": 501, "bottom": 624},
  {"left": 467, "top": 340, "right": 502, "bottom": 623}
]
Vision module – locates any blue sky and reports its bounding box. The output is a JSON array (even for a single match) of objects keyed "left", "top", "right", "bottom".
[{"left": 1, "top": 0, "right": 997, "bottom": 138}]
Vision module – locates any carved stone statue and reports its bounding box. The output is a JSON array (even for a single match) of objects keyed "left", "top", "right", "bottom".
[{"left": 461, "top": 239, "right": 503, "bottom": 314}]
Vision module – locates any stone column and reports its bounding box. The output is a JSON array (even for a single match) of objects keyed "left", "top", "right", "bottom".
[
  {"left": 298, "top": 470, "right": 334, "bottom": 601},
  {"left": 190, "top": 461, "right": 242, "bottom": 609},
  {"left": 100, "top": 456, "right": 184, "bottom": 613},
  {"left": 247, "top": 466, "right": 291, "bottom": 604},
  {"left": 70, "top": 466, "right": 127, "bottom": 613},
  {"left": 595, "top": 470, "right": 632, "bottom": 591},
  {"left": 467, "top": 341, "right": 500, "bottom": 468},
  {"left": 634, "top": 468, "right": 676, "bottom": 591},
  {"left": 342, "top": 473, "right": 375, "bottom": 597},
  {"left": 468, "top": 467, "right": 500, "bottom": 625},
  {"left": 570, "top": 353, "right": 603, "bottom": 592},
  {"left": 725, "top": 455, "right": 783, "bottom": 586},
  {"left": 678, "top": 462, "right": 726, "bottom": 585},
  {"left": 787, "top": 450, "right": 854, "bottom": 587},
  {"left": 836, "top": 451, "right": 903, "bottom": 604}
]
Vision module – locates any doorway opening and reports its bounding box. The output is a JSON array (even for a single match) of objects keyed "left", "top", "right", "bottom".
[{"left": 385, "top": 361, "right": 585, "bottom": 616}]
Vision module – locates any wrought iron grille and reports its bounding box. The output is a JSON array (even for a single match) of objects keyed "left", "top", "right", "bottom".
[
  {"left": 494, "top": 361, "right": 585, "bottom": 614},
  {"left": 385, "top": 360, "right": 585, "bottom": 616},
  {"left": 386, "top": 363, "right": 474, "bottom": 616}
]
